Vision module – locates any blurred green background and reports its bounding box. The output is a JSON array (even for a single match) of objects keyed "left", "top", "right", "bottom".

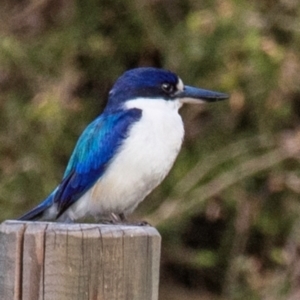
[{"left": 1, "top": 0, "right": 300, "bottom": 299}]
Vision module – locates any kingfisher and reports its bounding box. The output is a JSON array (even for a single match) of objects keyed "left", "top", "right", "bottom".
[{"left": 19, "top": 67, "right": 228, "bottom": 223}]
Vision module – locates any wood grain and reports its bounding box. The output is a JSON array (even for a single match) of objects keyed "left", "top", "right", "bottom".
[{"left": 0, "top": 221, "right": 161, "bottom": 300}]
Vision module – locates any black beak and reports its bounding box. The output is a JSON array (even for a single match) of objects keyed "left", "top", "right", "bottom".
[{"left": 178, "top": 85, "right": 229, "bottom": 104}]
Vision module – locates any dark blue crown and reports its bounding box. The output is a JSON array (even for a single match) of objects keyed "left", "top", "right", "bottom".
[{"left": 106, "top": 68, "right": 179, "bottom": 110}]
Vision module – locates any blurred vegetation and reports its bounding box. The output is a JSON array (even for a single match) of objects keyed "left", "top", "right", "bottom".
[{"left": 1, "top": 0, "right": 300, "bottom": 299}]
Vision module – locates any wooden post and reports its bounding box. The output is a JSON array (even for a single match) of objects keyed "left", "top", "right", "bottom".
[{"left": 0, "top": 220, "right": 161, "bottom": 300}]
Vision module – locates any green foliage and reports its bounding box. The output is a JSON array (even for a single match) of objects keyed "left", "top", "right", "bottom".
[{"left": 1, "top": 0, "right": 300, "bottom": 299}]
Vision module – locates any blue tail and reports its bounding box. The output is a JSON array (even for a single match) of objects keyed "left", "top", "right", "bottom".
[{"left": 18, "top": 191, "right": 56, "bottom": 221}]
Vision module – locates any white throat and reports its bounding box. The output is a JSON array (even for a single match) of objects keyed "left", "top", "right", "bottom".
[{"left": 125, "top": 97, "right": 183, "bottom": 111}]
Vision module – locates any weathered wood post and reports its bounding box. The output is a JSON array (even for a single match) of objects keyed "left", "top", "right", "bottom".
[{"left": 0, "top": 220, "right": 161, "bottom": 300}]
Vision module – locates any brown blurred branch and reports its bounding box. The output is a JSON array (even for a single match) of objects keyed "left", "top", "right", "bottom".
[{"left": 147, "top": 131, "right": 300, "bottom": 226}]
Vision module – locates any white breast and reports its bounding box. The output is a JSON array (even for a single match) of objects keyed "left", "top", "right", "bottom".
[{"left": 64, "top": 98, "right": 184, "bottom": 221}]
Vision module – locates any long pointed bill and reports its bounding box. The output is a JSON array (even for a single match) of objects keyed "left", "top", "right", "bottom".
[{"left": 178, "top": 85, "right": 229, "bottom": 104}]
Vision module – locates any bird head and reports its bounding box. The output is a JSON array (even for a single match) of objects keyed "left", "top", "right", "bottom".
[{"left": 106, "top": 67, "right": 228, "bottom": 111}]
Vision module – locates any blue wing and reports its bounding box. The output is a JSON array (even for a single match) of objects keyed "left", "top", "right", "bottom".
[{"left": 19, "top": 108, "right": 142, "bottom": 220}]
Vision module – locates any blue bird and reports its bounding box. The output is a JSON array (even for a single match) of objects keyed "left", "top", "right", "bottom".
[{"left": 19, "top": 67, "right": 228, "bottom": 223}]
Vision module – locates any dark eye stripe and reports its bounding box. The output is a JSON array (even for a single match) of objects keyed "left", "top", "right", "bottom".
[{"left": 161, "top": 83, "right": 175, "bottom": 94}]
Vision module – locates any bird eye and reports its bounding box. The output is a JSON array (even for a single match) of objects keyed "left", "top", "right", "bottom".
[{"left": 161, "top": 83, "right": 175, "bottom": 94}]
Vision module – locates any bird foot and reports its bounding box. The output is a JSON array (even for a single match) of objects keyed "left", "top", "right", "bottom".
[
  {"left": 131, "top": 220, "right": 151, "bottom": 226},
  {"left": 109, "top": 213, "right": 151, "bottom": 226}
]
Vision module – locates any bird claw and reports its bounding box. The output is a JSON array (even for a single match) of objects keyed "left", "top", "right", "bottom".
[
  {"left": 108, "top": 213, "right": 151, "bottom": 226},
  {"left": 132, "top": 220, "right": 151, "bottom": 226}
]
